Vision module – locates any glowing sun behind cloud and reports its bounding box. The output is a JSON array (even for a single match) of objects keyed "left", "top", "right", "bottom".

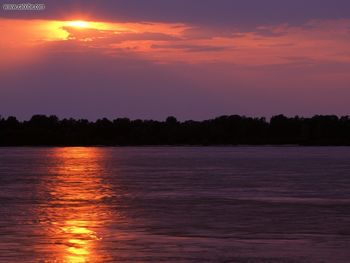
[
  {"left": 63, "top": 20, "right": 114, "bottom": 31},
  {"left": 66, "top": 20, "right": 90, "bottom": 28}
]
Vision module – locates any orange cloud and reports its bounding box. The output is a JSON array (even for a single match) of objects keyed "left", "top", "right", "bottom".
[{"left": 1, "top": 18, "right": 350, "bottom": 67}]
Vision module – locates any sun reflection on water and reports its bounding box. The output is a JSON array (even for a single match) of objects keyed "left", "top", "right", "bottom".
[{"left": 39, "top": 147, "right": 113, "bottom": 262}]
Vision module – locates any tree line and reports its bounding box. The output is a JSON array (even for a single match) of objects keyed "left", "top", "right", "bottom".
[{"left": 0, "top": 114, "right": 350, "bottom": 146}]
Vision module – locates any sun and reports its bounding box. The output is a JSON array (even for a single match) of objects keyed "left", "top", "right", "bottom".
[
  {"left": 66, "top": 20, "right": 90, "bottom": 28},
  {"left": 61, "top": 20, "right": 115, "bottom": 32}
]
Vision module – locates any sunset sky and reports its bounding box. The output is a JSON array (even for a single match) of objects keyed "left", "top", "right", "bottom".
[{"left": 1, "top": 0, "right": 350, "bottom": 120}]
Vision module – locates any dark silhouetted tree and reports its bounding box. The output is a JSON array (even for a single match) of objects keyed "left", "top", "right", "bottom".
[{"left": 0, "top": 114, "right": 350, "bottom": 146}]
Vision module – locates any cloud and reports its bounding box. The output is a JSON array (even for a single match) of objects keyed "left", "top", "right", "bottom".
[
  {"left": 4, "top": 16, "right": 350, "bottom": 65},
  {"left": 2, "top": 17, "right": 350, "bottom": 66},
  {"left": 151, "top": 44, "right": 232, "bottom": 52}
]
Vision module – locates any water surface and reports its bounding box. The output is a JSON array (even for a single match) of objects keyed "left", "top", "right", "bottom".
[{"left": 0, "top": 147, "right": 349, "bottom": 262}]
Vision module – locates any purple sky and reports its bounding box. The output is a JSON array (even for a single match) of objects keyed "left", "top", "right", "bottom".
[{"left": 1, "top": 0, "right": 350, "bottom": 120}]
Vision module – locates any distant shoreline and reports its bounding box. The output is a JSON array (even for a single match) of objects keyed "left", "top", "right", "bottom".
[
  {"left": 1, "top": 145, "right": 350, "bottom": 148},
  {"left": 1, "top": 114, "right": 350, "bottom": 146}
]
